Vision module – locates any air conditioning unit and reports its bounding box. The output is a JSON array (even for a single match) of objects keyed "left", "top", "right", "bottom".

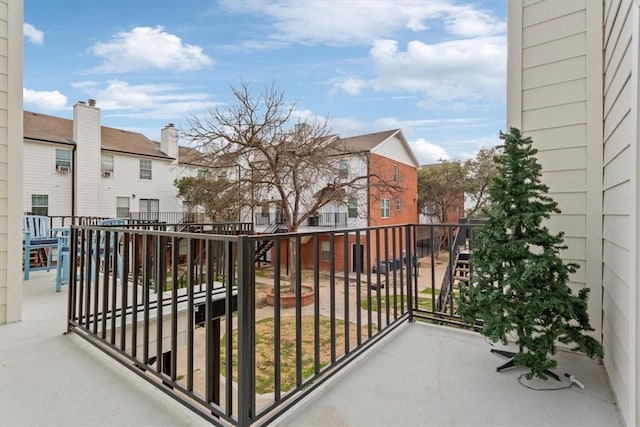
[
  {"left": 56, "top": 165, "right": 70, "bottom": 174},
  {"left": 102, "top": 170, "right": 112, "bottom": 177}
]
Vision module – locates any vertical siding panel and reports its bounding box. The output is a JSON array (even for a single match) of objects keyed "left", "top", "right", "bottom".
[
  {"left": 512, "top": 0, "right": 604, "bottom": 344},
  {"left": 1, "top": 0, "right": 22, "bottom": 324},
  {"left": 602, "top": 0, "right": 638, "bottom": 424}
]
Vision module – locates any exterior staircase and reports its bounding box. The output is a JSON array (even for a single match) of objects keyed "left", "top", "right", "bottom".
[{"left": 255, "top": 223, "right": 286, "bottom": 262}]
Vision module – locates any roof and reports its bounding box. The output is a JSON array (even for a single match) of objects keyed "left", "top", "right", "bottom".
[
  {"left": 334, "top": 129, "right": 400, "bottom": 153},
  {"left": 177, "top": 145, "right": 209, "bottom": 167},
  {"left": 23, "top": 111, "right": 74, "bottom": 145},
  {"left": 23, "top": 111, "right": 172, "bottom": 159},
  {"left": 335, "top": 128, "right": 420, "bottom": 169}
]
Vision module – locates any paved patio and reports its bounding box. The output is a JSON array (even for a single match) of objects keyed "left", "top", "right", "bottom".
[{"left": 1, "top": 271, "right": 623, "bottom": 426}]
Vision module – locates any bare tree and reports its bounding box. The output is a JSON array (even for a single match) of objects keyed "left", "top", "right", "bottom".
[{"left": 183, "top": 82, "right": 401, "bottom": 292}]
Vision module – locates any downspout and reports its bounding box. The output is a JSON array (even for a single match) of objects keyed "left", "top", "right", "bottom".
[
  {"left": 72, "top": 144, "right": 76, "bottom": 216},
  {"left": 366, "top": 152, "right": 371, "bottom": 227}
]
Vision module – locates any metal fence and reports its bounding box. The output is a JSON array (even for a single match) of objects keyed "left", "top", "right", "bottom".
[{"left": 66, "top": 222, "right": 479, "bottom": 426}]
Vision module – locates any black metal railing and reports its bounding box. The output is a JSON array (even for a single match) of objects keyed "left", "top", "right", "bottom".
[
  {"left": 306, "top": 212, "right": 348, "bottom": 227},
  {"left": 254, "top": 212, "right": 285, "bottom": 226},
  {"left": 129, "top": 211, "right": 208, "bottom": 224},
  {"left": 48, "top": 215, "right": 111, "bottom": 228},
  {"left": 66, "top": 222, "right": 480, "bottom": 426}
]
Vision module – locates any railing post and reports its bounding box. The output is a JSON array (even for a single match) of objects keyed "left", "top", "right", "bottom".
[
  {"left": 405, "top": 225, "right": 414, "bottom": 321},
  {"left": 236, "top": 235, "right": 255, "bottom": 426}
]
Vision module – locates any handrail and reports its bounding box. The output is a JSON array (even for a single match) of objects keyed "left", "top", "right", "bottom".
[{"left": 436, "top": 223, "right": 469, "bottom": 313}]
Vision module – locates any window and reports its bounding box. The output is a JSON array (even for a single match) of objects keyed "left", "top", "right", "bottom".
[
  {"left": 395, "top": 199, "right": 401, "bottom": 210},
  {"left": 101, "top": 154, "right": 114, "bottom": 176},
  {"left": 348, "top": 197, "right": 358, "bottom": 218},
  {"left": 139, "top": 159, "right": 152, "bottom": 180},
  {"left": 139, "top": 198, "right": 159, "bottom": 220},
  {"left": 392, "top": 164, "right": 399, "bottom": 183},
  {"left": 381, "top": 198, "right": 390, "bottom": 218},
  {"left": 321, "top": 241, "right": 331, "bottom": 261},
  {"left": 338, "top": 159, "right": 349, "bottom": 180},
  {"left": 31, "top": 194, "right": 48, "bottom": 216},
  {"left": 116, "top": 197, "right": 130, "bottom": 218},
  {"left": 55, "top": 149, "right": 71, "bottom": 171},
  {"left": 197, "top": 169, "right": 208, "bottom": 178}
]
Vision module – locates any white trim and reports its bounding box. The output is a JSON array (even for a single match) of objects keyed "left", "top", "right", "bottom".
[
  {"left": 5, "top": 0, "right": 23, "bottom": 323},
  {"left": 631, "top": 3, "right": 640, "bottom": 425},
  {"left": 585, "top": 0, "right": 604, "bottom": 342},
  {"left": 507, "top": 0, "right": 524, "bottom": 129}
]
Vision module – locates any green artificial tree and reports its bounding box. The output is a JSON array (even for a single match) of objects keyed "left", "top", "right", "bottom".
[{"left": 459, "top": 128, "right": 603, "bottom": 380}]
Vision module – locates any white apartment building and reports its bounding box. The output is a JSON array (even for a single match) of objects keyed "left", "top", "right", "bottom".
[
  {"left": 508, "top": 1, "right": 639, "bottom": 425},
  {"left": 23, "top": 100, "right": 208, "bottom": 220}
]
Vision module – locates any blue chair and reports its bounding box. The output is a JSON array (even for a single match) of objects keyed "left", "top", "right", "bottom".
[
  {"left": 23, "top": 215, "right": 58, "bottom": 280},
  {"left": 54, "top": 227, "right": 70, "bottom": 292},
  {"left": 89, "top": 219, "right": 126, "bottom": 284}
]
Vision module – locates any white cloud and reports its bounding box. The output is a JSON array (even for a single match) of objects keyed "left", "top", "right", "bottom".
[
  {"left": 24, "top": 23, "right": 44, "bottom": 45},
  {"left": 221, "top": 0, "right": 505, "bottom": 47},
  {"left": 89, "top": 26, "right": 213, "bottom": 73},
  {"left": 443, "top": 6, "right": 506, "bottom": 37},
  {"left": 334, "top": 36, "right": 506, "bottom": 102},
  {"left": 23, "top": 88, "right": 67, "bottom": 110},
  {"left": 410, "top": 138, "right": 450, "bottom": 164},
  {"left": 334, "top": 78, "right": 367, "bottom": 95},
  {"left": 71, "top": 79, "right": 217, "bottom": 119}
]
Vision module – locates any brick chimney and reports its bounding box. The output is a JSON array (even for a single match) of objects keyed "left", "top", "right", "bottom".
[
  {"left": 73, "top": 99, "right": 101, "bottom": 216},
  {"left": 161, "top": 123, "right": 179, "bottom": 160}
]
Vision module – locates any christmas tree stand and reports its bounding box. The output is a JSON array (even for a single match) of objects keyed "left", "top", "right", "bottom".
[{"left": 491, "top": 349, "right": 561, "bottom": 381}]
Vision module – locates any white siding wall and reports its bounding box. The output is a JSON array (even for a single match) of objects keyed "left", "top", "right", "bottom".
[
  {"left": 99, "top": 154, "right": 181, "bottom": 217},
  {"left": 508, "top": 0, "right": 603, "bottom": 333},
  {"left": 371, "top": 135, "right": 416, "bottom": 167},
  {"left": 22, "top": 141, "right": 73, "bottom": 215},
  {"left": 0, "top": 0, "right": 22, "bottom": 324},
  {"left": 602, "top": 1, "right": 639, "bottom": 425},
  {"left": 334, "top": 153, "right": 368, "bottom": 229},
  {"left": 509, "top": 1, "right": 639, "bottom": 425}
]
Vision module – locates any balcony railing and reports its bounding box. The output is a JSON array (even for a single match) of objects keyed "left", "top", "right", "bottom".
[
  {"left": 129, "top": 211, "right": 208, "bottom": 224},
  {"left": 254, "top": 212, "right": 348, "bottom": 228},
  {"left": 66, "top": 223, "right": 479, "bottom": 426},
  {"left": 306, "top": 212, "right": 347, "bottom": 227},
  {"left": 254, "top": 213, "right": 285, "bottom": 227}
]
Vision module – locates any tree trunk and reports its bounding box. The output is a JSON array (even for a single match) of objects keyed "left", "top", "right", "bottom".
[{"left": 287, "top": 237, "right": 297, "bottom": 294}]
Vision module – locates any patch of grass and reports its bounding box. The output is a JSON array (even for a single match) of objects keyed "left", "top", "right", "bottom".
[
  {"left": 361, "top": 294, "right": 433, "bottom": 312},
  {"left": 220, "top": 315, "right": 366, "bottom": 394}
]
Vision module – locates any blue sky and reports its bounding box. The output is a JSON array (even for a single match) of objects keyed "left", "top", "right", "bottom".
[{"left": 24, "top": 0, "right": 507, "bottom": 164}]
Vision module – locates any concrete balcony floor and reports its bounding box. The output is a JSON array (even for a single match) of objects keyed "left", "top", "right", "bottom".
[{"left": 1, "top": 272, "right": 623, "bottom": 427}]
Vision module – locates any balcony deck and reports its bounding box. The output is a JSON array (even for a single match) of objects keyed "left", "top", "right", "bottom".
[{"left": 1, "top": 271, "right": 622, "bottom": 426}]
